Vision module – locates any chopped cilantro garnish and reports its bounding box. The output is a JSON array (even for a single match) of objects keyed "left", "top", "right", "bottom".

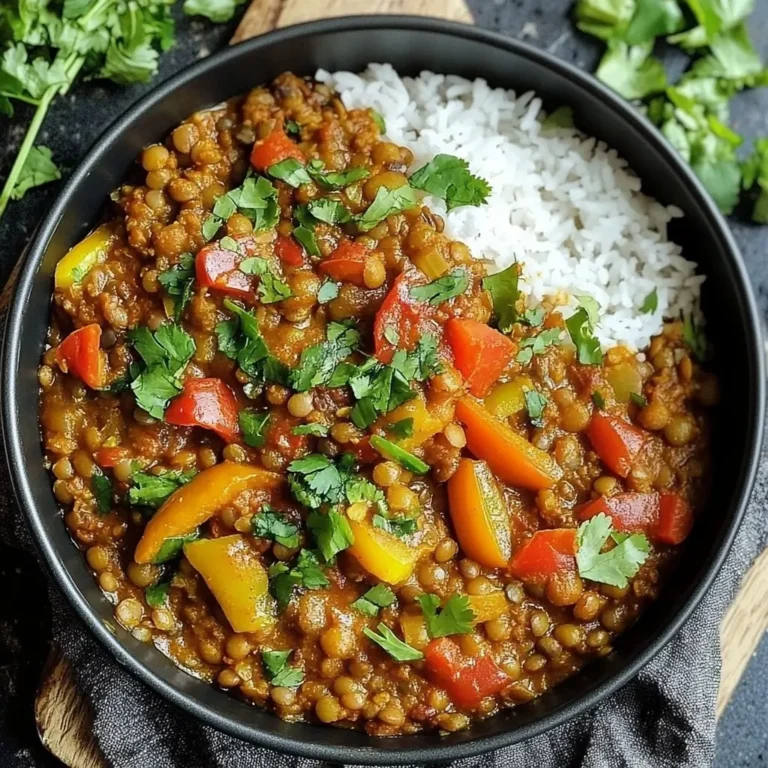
[
  {"left": 522, "top": 306, "right": 546, "bottom": 327},
  {"left": 203, "top": 175, "right": 279, "bottom": 239},
  {"left": 409, "top": 269, "right": 470, "bottom": 305},
  {"left": 317, "top": 280, "right": 340, "bottom": 304},
  {"left": 239, "top": 254, "right": 293, "bottom": 303},
  {"left": 418, "top": 593, "right": 475, "bottom": 638},
  {"left": 252, "top": 507, "right": 300, "bottom": 549},
  {"left": 268, "top": 549, "right": 329, "bottom": 610},
  {"left": 592, "top": 391, "right": 606, "bottom": 409},
  {"left": 128, "top": 469, "right": 195, "bottom": 509},
  {"left": 307, "top": 198, "right": 352, "bottom": 225},
  {"left": 682, "top": 313, "right": 707, "bottom": 361},
  {"left": 92, "top": 472, "right": 113, "bottom": 516},
  {"left": 292, "top": 422, "right": 329, "bottom": 437},
  {"left": 364, "top": 623, "right": 423, "bottom": 661},
  {"left": 239, "top": 409, "right": 271, "bottom": 447},
  {"left": 524, "top": 390, "right": 548, "bottom": 428},
  {"left": 372, "top": 514, "right": 418, "bottom": 538},
  {"left": 369, "top": 109, "right": 386, "bottom": 134},
  {"left": 262, "top": 649, "right": 304, "bottom": 688},
  {"left": 267, "top": 158, "right": 311, "bottom": 187},
  {"left": 289, "top": 321, "right": 360, "bottom": 392},
  {"left": 565, "top": 306, "right": 603, "bottom": 365},
  {"left": 369, "top": 435, "right": 429, "bottom": 475},
  {"left": 483, "top": 264, "right": 519, "bottom": 333},
  {"left": 355, "top": 184, "right": 419, "bottom": 232},
  {"left": 595, "top": 41, "right": 668, "bottom": 101},
  {"left": 640, "top": 288, "right": 658, "bottom": 314},
  {"left": 352, "top": 584, "right": 397, "bottom": 617},
  {"left": 308, "top": 164, "right": 370, "bottom": 189},
  {"left": 285, "top": 120, "right": 300, "bottom": 135},
  {"left": 157, "top": 253, "right": 195, "bottom": 322},
  {"left": 629, "top": 392, "right": 648, "bottom": 407},
  {"left": 386, "top": 418, "right": 414, "bottom": 441},
  {"left": 307, "top": 509, "right": 354, "bottom": 563},
  {"left": 293, "top": 225, "right": 320, "bottom": 257},
  {"left": 144, "top": 580, "right": 171, "bottom": 608},
  {"left": 409, "top": 154, "right": 491, "bottom": 210},
  {"left": 576, "top": 513, "right": 650, "bottom": 588},
  {"left": 542, "top": 105, "right": 574, "bottom": 129},
  {"left": 152, "top": 530, "right": 200, "bottom": 565},
  {"left": 516, "top": 327, "right": 563, "bottom": 365}
]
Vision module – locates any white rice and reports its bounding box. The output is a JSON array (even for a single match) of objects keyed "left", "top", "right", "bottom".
[{"left": 316, "top": 64, "right": 705, "bottom": 352}]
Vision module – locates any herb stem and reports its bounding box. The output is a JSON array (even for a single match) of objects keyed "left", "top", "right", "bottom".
[{"left": 0, "top": 92, "right": 40, "bottom": 106}]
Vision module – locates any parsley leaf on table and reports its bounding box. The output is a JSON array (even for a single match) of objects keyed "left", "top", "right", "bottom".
[
  {"left": 576, "top": 513, "right": 650, "bottom": 588},
  {"left": 10, "top": 145, "right": 61, "bottom": 200},
  {"left": 409, "top": 269, "right": 470, "bottom": 305},
  {"left": 409, "top": 154, "right": 491, "bottom": 210},
  {"left": 363, "top": 623, "right": 423, "bottom": 661},
  {"left": 595, "top": 41, "right": 668, "bottom": 100},
  {"left": 352, "top": 584, "right": 397, "bottom": 617},
  {"left": 417, "top": 593, "right": 475, "bottom": 638}
]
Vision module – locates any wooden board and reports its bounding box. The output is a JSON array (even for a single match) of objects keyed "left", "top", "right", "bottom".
[{"left": 32, "top": 1, "right": 768, "bottom": 765}]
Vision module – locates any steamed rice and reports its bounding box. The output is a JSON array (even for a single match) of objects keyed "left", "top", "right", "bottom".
[{"left": 316, "top": 64, "right": 705, "bottom": 352}]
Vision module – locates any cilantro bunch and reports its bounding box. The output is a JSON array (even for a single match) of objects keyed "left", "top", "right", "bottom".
[
  {"left": 0, "top": 0, "right": 245, "bottom": 220},
  {"left": 573, "top": 0, "right": 768, "bottom": 218}
]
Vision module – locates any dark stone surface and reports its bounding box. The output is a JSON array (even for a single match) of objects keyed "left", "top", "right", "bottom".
[{"left": 0, "top": 1, "right": 766, "bottom": 764}]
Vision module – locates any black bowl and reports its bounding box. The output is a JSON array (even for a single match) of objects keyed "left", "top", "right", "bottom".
[{"left": 2, "top": 15, "right": 764, "bottom": 764}]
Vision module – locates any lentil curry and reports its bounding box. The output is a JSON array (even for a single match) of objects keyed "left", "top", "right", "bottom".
[{"left": 39, "top": 73, "right": 717, "bottom": 735}]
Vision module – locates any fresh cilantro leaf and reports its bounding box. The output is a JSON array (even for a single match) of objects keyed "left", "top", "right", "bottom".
[
  {"left": 258, "top": 273, "right": 293, "bottom": 304},
  {"left": 691, "top": 157, "right": 742, "bottom": 214},
  {"left": 352, "top": 584, "right": 397, "bottom": 617},
  {"left": 307, "top": 198, "right": 352, "bottom": 225},
  {"left": 288, "top": 454, "right": 346, "bottom": 508},
  {"left": 682, "top": 313, "right": 707, "bottom": 361},
  {"left": 268, "top": 158, "right": 312, "bottom": 187},
  {"left": 522, "top": 306, "right": 546, "bottom": 327},
  {"left": 317, "top": 280, "right": 340, "bottom": 304},
  {"left": 202, "top": 215, "right": 222, "bottom": 241},
  {"left": 369, "top": 109, "right": 386, "bottom": 133},
  {"left": 252, "top": 507, "right": 300, "bottom": 549},
  {"left": 386, "top": 418, "right": 414, "bottom": 441},
  {"left": 292, "top": 422, "right": 329, "bottom": 437},
  {"left": 592, "top": 391, "right": 606, "bottom": 409},
  {"left": 370, "top": 435, "right": 429, "bottom": 475},
  {"left": 624, "top": 0, "right": 684, "bottom": 45},
  {"left": 356, "top": 184, "right": 419, "bottom": 231},
  {"left": 516, "top": 327, "right": 563, "bottom": 365},
  {"left": 261, "top": 649, "right": 304, "bottom": 687},
  {"left": 239, "top": 409, "right": 271, "bottom": 447},
  {"left": 131, "top": 367, "right": 182, "bottom": 420},
  {"left": 372, "top": 514, "right": 418, "bottom": 538},
  {"left": 384, "top": 327, "right": 400, "bottom": 346},
  {"left": 293, "top": 226, "right": 320, "bottom": 257},
  {"left": 742, "top": 137, "right": 768, "bottom": 223},
  {"left": 576, "top": 295, "right": 601, "bottom": 327},
  {"left": 10, "top": 145, "right": 61, "bottom": 200},
  {"left": 630, "top": 392, "right": 648, "bottom": 407},
  {"left": 128, "top": 469, "right": 195, "bottom": 509},
  {"left": 285, "top": 120, "right": 300, "bottom": 135},
  {"left": 92, "top": 472, "right": 113, "bottom": 515},
  {"left": 596, "top": 41, "right": 668, "bottom": 100},
  {"left": 344, "top": 473, "right": 388, "bottom": 514},
  {"left": 153, "top": 530, "right": 200, "bottom": 565},
  {"left": 409, "top": 154, "right": 491, "bottom": 210},
  {"left": 308, "top": 165, "right": 370, "bottom": 189},
  {"left": 524, "top": 390, "right": 548, "bottom": 428},
  {"left": 289, "top": 321, "right": 360, "bottom": 392},
  {"left": 566, "top": 307, "right": 603, "bottom": 365},
  {"left": 183, "top": 1, "right": 243, "bottom": 26},
  {"left": 269, "top": 549, "right": 329, "bottom": 610},
  {"left": 483, "top": 264, "right": 519, "bottom": 333},
  {"left": 363, "top": 623, "right": 423, "bottom": 661},
  {"left": 158, "top": 253, "right": 195, "bottom": 322},
  {"left": 226, "top": 175, "right": 279, "bottom": 232},
  {"left": 542, "top": 106, "right": 574, "bottom": 129},
  {"left": 418, "top": 593, "right": 475, "bottom": 638},
  {"left": 640, "top": 288, "right": 658, "bottom": 314},
  {"left": 307, "top": 509, "right": 355, "bottom": 563},
  {"left": 576, "top": 513, "right": 650, "bottom": 588},
  {"left": 145, "top": 580, "right": 171, "bottom": 608},
  {"left": 691, "top": 22, "right": 762, "bottom": 81},
  {"left": 574, "top": 0, "right": 636, "bottom": 41},
  {"left": 409, "top": 269, "right": 470, "bottom": 305}
]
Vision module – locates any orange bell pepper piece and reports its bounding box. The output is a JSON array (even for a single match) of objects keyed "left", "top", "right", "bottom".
[
  {"left": 56, "top": 324, "right": 105, "bottom": 389},
  {"left": 586, "top": 412, "right": 648, "bottom": 478},
  {"left": 347, "top": 519, "right": 418, "bottom": 584},
  {"left": 447, "top": 458, "right": 513, "bottom": 568},
  {"left": 134, "top": 462, "right": 281, "bottom": 564},
  {"left": 445, "top": 318, "right": 516, "bottom": 397},
  {"left": 468, "top": 592, "right": 509, "bottom": 624},
  {"left": 508, "top": 529, "right": 577, "bottom": 582},
  {"left": 184, "top": 535, "right": 276, "bottom": 633},
  {"left": 455, "top": 397, "right": 562, "bottom": 490},
  {"left": 250, "top": 126, "right": 305, "bottom": 171}
]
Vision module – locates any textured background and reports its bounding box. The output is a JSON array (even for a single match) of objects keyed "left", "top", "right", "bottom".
[{"left": 0, "top": 1, "right": 766, "bottom": 765}]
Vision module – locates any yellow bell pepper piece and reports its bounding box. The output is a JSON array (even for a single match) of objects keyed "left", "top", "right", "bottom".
[
  {"left": 386, "top": 394, "right": 453, "bottom": 450},
  {"left": 400, "top": 612, "right": 430, "bottom": 650},
  {"left": 348, "top": 520, "right": 418, "bottom": 584},
  {"left": 483, "top": 376, "right": 534, "bottom": 419},
  {"left": 134, "top": 462, "right": 281, "bottom": 564},
  {"left": 184, "top": 535, "right": 276, "bottom": 633},
  {"left": 468, "top": 592, "right": 508, "bottom": 624},
  {"left": 55, "top": 225, "right": 114, "bottom": 290}
]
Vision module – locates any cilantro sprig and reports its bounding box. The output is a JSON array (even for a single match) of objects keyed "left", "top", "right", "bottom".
[
  {"left": 409, "top": 269, "right": 470, "bottom": 305},
  {"left": 417, "top": 594, "right": 475, "bottom": 638},
  {"left": 252, "top": 507, "right": 300, "bottom": 549},
  {"left": 128, "top": 468, "right": 195, "bottom": 509},
  {"left": 363, "top": 623, "right": 423, "bottom": 662},
  {"left": 352, "top": 584, "right": 396, "bottom": 617},
  {"left": 262, "top": 649, "right": 304, "bottom": 688},
  {"left": 409, "top": 154, "right": 491, "bottom": 210},
  {"left": 483, "top": 264, "right": 520, "bottom": 333},
  {"left": 268, "top": 549, "right": 329, "bottom": 610}
]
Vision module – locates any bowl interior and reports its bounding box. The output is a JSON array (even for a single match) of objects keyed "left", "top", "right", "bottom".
[{"left": 3, "top": 18, "right": 763, "bottom": 764}]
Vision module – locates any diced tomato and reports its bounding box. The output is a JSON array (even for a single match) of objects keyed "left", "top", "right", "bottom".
[
  {"left": 250, "top": 127, "right": 305, "bottom": 171},
  {"left": 586, "top": 412, "right": 648, "bottom": 478},
  {"left": 195, "top": 235, "right": 258, "bottom": 300},
  {"left": 274, "top": 235, "right": 305, "bottom": 267},
  {"left": 576, "top": 491, "right": 692, "bottom": 545},
  {"left": 508, "top": 529, "right": 577, "bottom": 582},
  {"left": 267, "top": 419, "right": 308, "bottom": 460},
  {"left": 56, "top": 324, "right": 105, "bottom": 389},
  {"left": 424, "top": 638, "right": 509, "bottom": 709},
  {"left": 318, "top": 240, "right": 369, "bottom": 286},
  {"left": 95, "top": 446, "right": 132, "bottom": 468},
  {"left": 165, "top": 378, "right": 240, "bottom": 443},
  {"left": 373, "top": 270, "right": 440, "bottom": 364},
  {"left": 444, "top": 318, "right": 515, "bottom": 397},
  {"left": 656, "top": 493, "right": 693, "bottom": 545}
]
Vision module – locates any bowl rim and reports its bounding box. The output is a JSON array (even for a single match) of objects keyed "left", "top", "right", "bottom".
[{"left": 3, "top": 14, "right": 765, "bottom": 764}]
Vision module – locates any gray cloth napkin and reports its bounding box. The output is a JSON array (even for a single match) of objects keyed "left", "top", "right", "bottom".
[{"left": 0, "top": 399, "right": 766, "bottom": 768}]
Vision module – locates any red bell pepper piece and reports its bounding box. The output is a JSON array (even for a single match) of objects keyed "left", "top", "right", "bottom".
[
  {"left": 656, "top": 493, "right": 693, "bottom": 545},
  {"left": 195, "top": 235, "right": 258, "bottom": 300},
  {"left": 165, "top": 378, "right": 240, "bottom": 443},
  {"left": 373, "top": 271, "right": 439, "bottom": 364},
  {"left": 318, "top": 240, "right": 369, "bottom": 286},
  {"left": 250, "top": 127, "right": 305, "bottom": 171},
  {"left": 347, "top": 436, "right": 379, "bottom": 464},
  {"left": 424, "top": 638, "right": 509, "bottom": 709},
  {"left": 95, "top": 446, "right": 132, "bottom": 468},
  {"left": 587, "top": 412, "right": 648, "bottom": 478},
  {"left": 576, "top": 491, "right": 692, "bottom": 545},
  {"left": 56, "top": 324, "right": 105, "bottom": 389},
  {"left": 508, "top": 529, "right": 577, "bottom": 582},
  {"left": 444, "top": 318, "right": 515, "bottom": 397},
  {"left": 274, "top": 234, "right": 305, "bottom": 267}
]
